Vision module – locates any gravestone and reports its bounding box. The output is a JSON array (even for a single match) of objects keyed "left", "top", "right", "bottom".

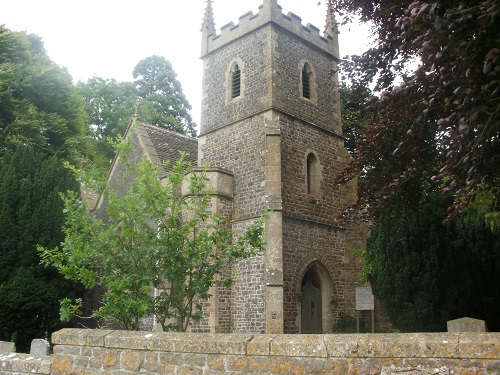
[
  {"left": 30, "top": 339, "right": 50, "bottom": 356},
  {"left": 0, "top": 341, "right": 15, "bottom": 354},
  {"left": 447, "top": 317, "right": 487, "bottom": 332}
]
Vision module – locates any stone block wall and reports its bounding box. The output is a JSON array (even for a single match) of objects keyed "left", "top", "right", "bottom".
[
  {"left": 0, "top": 353, "right": 51, "bottom": 375},
  {"left": 14, "top": 329, "right": 494, "bottom": 374},
  {"left": 272, "top": 30, "right": 341, "bottom": 134},
  {"left": 282, "top": 217, "right": 359, "bottom": 333},
  {"left": 280, "top": 116, "right": 349, "bottom": 224},
  {"left": 199, "top": 117, "right": 267, "bottom": 220},
  {"left": 200, "top": 27, "right": 272, "bottom": 134}
]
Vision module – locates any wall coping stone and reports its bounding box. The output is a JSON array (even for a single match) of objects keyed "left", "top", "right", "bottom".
[
  {"left": 51, "top": 329, "right": 500, "bottom": 360},
  {"left": 0, "top": 353, "right": 51, "bottom": 374}
]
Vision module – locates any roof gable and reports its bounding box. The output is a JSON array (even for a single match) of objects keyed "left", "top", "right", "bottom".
[{"left": 134, "top": 122, "right": 198, "bottom": 177}]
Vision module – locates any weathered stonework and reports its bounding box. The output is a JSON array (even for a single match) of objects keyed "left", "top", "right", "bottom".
[
  {"left": 3, "top": 329, "right": 495, "bottom": 375},
  {"left": 89, "top": 0, "right": 367, "bottom": 334},
  {"left": 3, "top": 330, "right": 499, "bottom": 374},
  {"left": 198, "top": 0, "right": 366, "bottom": 334},
  {"left": 0, "top": 353, "right": 52, "bottom": 375}
]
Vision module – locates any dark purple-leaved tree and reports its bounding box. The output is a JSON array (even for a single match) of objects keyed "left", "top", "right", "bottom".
[{"left": 331, "top": 0, "right": 499, "bottom": 224}]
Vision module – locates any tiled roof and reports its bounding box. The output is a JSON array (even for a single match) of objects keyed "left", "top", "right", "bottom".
[{"left": 136, "top": 122, "right": 198, "bottom": 174}]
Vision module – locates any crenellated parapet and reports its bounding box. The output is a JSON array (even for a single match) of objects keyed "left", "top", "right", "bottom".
[{"left": 201, "top": 0, "right": 339, "bottom": 59}]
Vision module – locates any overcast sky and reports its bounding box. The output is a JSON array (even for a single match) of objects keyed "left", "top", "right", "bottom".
[{"left": 0, "top": 0, "right": 371, "bottom": 127}]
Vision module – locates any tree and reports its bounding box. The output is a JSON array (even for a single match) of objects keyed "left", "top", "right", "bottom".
[
  {"left": 330, "top": 0, "right": 500, "bottom": 223},
  {"left": 133, "top": 55, "right": 197, "bottom": 137},
  {"left": 39, "top": 144, "right": 266, "bottom": 332},
  {"left": 77, "top": 56, "right": 197, "bottom": 168},
  {"left": 0, "top": 146, "right": 83, "bottom": 352},
  {"left": 339, "top": 83, "right": 373, "bottom": 153},
  {"left": 77, "top": 77, "right": 137, "bottom": 164},
  {"left": 0, "top": 26, "right": 86, "bottom": 162},
  {"left": 366, "top": 189, "right": 500, "bottom": 332}
]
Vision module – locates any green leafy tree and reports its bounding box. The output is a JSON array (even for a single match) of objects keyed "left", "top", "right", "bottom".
[
  {"left": 0, "top": 25, "right": 86, "bottom": 162},
  {"left": 77, "top": 77, "right": 137, "bottom": 164},
  {"left": 366, "top": 190, "right": 500, "bottom": 332},
  {"left": 39, "top": 144, "right": 266, "bottom": 331},
  {"left": 133, "top": 55, "right": 197, "bottom": 137},
  {"left": 0, "top": 146, "right": 83, "bottom": 352}
]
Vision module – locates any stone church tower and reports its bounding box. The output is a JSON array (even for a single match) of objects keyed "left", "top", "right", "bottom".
[{"left": 196, "top": 0, "right": 366, "bottom": 334}]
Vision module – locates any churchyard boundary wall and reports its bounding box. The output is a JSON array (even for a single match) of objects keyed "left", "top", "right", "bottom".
[{"left": 1, "top": 329, "right": 499, "bottom": 374}]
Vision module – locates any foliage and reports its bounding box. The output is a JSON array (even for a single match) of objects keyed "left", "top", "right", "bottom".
[
  {"left": 77, "top": 56, "right": 197, "bottom": 168},
  {"left": 133, "top": 55, "right": 197, "bottom": 137},
  {"left": 366, "top": 190, "right": 500, "bottom": 332},
  {"left": 0, "top": 25, "right": 86, "bottom": 163},
  {"left": 330, "top": 0, "right": 500, "bottom": 223},
  {"left": 339, "top": 83, "right": 373, "bottom": 153},
  {"left": 77, "top": 77, "right": 137, "bottom": 164},
  {"left": 39, "top": 143, "right": 266, "bottom": 332},
  {"left": 0, "top": 146, "right": 83, "bottom": 352}
]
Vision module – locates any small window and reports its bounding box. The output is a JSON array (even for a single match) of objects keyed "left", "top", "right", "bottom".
[
  {"left": 300, "top": 61, "right": 317, "bottom": 103},
  {"left": 302, "top": 64, "right": 312, "bottom": 99},
  {"left": 307, "top": 153, "right": 320, "bottom": 195},
  {"left": 231, "top": 64, "right": 241, "bottom": 99}
]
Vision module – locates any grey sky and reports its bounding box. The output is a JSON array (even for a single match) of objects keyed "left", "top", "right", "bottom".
[{"left": 0, "top": 0, "right": 370, "bottom": 127}]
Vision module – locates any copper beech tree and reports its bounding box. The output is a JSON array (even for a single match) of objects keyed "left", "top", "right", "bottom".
[{"left": 330, "top": 0, "right": 499, "bottom": 224}]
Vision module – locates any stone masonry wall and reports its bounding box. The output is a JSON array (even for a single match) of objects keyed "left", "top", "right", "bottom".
[
  {"left": 231, "top": 220, "right": 266, "bottom": 334},
  {"left": 0, "top": 353, "right": 51, "bottom": 375},
  {"left": 15, "top": 329, "right": 495, "bottom": 374},
  {"left": 282, "top": 217, "right": 359, "bottom": 334},
  {"left": 280, "top": 115, "right": 350, "bottom": 225},
  {"left": 200, "top": 27, "right": 271, "bottom": 134},
  {"left": 199, "top": 116, "right": 268, "bottom": 333},
  {"left": 199, "top": 117, "right": 267, "bottom": 220},
  {"left": 279, "top": 114, "right": 362, "bottom": 334},
  {"left": 272, "top": 29, "right": 341, "bottom": 134}
]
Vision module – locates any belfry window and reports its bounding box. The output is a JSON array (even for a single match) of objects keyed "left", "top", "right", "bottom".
[
  {"left": 231, "top": 64, "right": 241, "bottom": 99},
  {"left": 226, "top": 60, "right": 244, "bottom": 104},
  {"left": 307, "top": 152, "right": 320, "bottom": 196},
  {"left": 302, "top": 63, "right": 313, "bottom": 99}
]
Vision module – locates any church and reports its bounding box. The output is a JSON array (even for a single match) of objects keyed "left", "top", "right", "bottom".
[{"left": 98, "top": 0, "right": 367, "bottom": 334}]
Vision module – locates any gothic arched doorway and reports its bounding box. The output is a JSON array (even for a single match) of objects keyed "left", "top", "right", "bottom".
[
  {"left": 301, "top": 268, "right": 322, "bottom": 333},
  {"left": 299, "top": 262, "right": 333, "bottom": 333}
]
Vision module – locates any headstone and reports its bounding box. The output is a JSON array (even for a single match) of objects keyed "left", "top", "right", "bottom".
[
  {"left": 447, "top": 317, "right": 487, "bottom": 332},
  {"left": 0, "top": 341, "right": 15, "bottom": 354},
  {"left": 29, "top": 339, "right": 50, "bottom": 356}
]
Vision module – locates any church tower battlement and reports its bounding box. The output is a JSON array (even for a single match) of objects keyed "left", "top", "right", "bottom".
[
  {"left": 200, "top": 0, "right": 343, "bottom": 137},
  {"left": 201, "top": 0, "right": 339, "bottom": 59}
]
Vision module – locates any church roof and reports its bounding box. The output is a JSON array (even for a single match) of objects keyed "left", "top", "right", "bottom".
[
  {"left": 134, "top": 122, "right": 198, "bottom": 176},
  {"left": 88, "top": 120, "right": 199, "bottom": 212}
]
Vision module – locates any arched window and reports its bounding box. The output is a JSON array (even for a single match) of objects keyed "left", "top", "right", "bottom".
[
  {"left": 306, "top": 152, "right": 320, "bottom": 196},
  {"left": 299, "top": 61, "right": 317, "bottom": 103},
  {"left": 226, "top": 60, "right": 244, "bottom": 104},
  {"left": 302, "top": 63, "right": 312, "bottom": 99},
  {"left": 231, "top": 63, "right": 241, "bottom": 99}
]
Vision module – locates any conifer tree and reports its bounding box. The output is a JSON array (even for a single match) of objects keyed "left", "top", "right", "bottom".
[
  {"left": 0, "top": 147, "right": 83, "bottom": 352},
  {"left": 366, "top": 190, "right": 500, "bottom": 332}
]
